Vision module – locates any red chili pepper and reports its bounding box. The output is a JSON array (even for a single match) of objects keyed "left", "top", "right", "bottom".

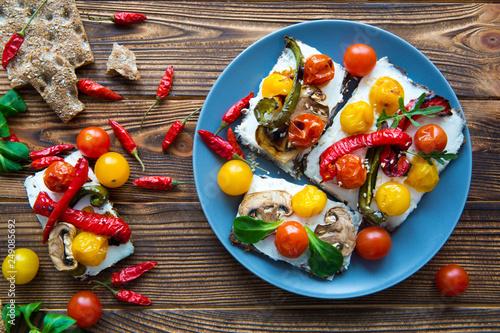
[
  {"left": 77, "top": 79, "right": 123, "bottom": 100},
  {"left": 319, "top": 129, "right": 412, "bottom": 182},
  {"left": 108, "top": 119, "right": 145, "bottom": 171},
  {"left": 42, "top": 158, "right": 88, "bottom": 243},
  {"left": 29, "top": 144, "right": 74, "bottom": 160},
  {"left": 110, "top": 262, "right": 158, "bottom": 286},
  {"left": 162, "top": 107, "right": 200, "bottom": 153},
  {"left": 132, "top": 176, "right": 192, "bottom": 190},
  {"left": 28, "top": 156, "right": 64, "bottom": 170},
  {"left": 214, "top": 92, "right": 254, "bottom": 135},
  {"left": 92, "top": 280, "right": 152, "bottom": 305},
  {"left": 33, "top": 191, "right": 131, "bottom": 244},
  {"left": 2, "top": 0, "right": 49, "bottom": 69},
  {"left": 88, "top": 12, "right": 147, "bottom": 25},
  {"left": 2, "top": 130, "right": 20, "bottom": 142},
  {"left": 227, "top": 127, "right": 244, "bottom": 159},
  {"left": 141, "top": 66, "right": 174, "bottom": 128}
]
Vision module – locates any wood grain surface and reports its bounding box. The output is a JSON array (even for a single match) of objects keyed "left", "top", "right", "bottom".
[{"left": 0, "top": 1, "right": 499, "bottom": 332}]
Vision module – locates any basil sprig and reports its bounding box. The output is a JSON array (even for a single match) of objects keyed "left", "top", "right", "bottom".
[
  {"left": 0, "top": 89, "right": 27, "bottom": 117},
  {"left": 233, "top": 216, "right": 281, "bottom": 244},
  {"left": 408, "top": 149, "right": 458, "bottom": 166}
]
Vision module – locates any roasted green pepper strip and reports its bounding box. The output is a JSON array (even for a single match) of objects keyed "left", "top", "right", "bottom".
[
  {"left": 254, "top": 36, "right": 304, "bottom": 128},
  {"left": 358, "top": 145, "right": 388, "bottom": 225},
  {"left": 69, "top": 185, "right": 110, "bottom": 208}
]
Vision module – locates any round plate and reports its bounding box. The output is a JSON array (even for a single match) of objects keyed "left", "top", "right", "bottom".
[{"left": 193, "top": 20, "right": 472, "bottom": 299}]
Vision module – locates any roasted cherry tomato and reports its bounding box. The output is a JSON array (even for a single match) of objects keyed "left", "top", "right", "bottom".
[
  {"left": 217, "top": 160, "right": 253, "bottom": 196},
  {"left": 95, "top": 152, "right": 130, "bottom": 188},
  {"left": 369, "top": 77, "right": 405, "bottom": 115},
  {"left": 414, "top": 124, "right": 448, "bottom": 154},
  {"left": 291, "top": 185, "right": 327, "bottom": 218},
  {"left": 375, "top": 181, "right": 411, "bottom": 216},
  {"left": 340, "top": 101, "right": 374, "bottom": 135},
  {"left": 343, "top": 44, "right": 377, "bottom": 77},
  {"left": 72, "top": 232, "right": 108, "bottom": 267},
  {"left": 262, "top": 73, "right": 293, "bottom": 98},
  {"left": 334, "top": 154, "right": 367, "bottom": 189},
  {"left": 356, "top": 226, "right": 392, "bottom": 260},
  {"left": 304, "top": 54, "right": 335, "bottom": 86},
  {"left": 405, "top": 156, "right": 439, "bottom": 193},
  {"left": 67, "top": 291, "right": 102, "bottom": 328},
  {"left": 288, "top": 114, "right": 325, "bottom": 150},
  {"left": 43, "top": 161, "right": 76, "bottom": 193},
  {"left": 274, "top": 221, "right": 309, "bottom": 258},
  {"left": 435, "top": 264, "right": 469, "bottom": 296},
  {"left": 2, "top": 248, "right": 39, "bottom": 285},
  {"left": 77, "top": 127, "right": 111, "bottom": 159}
]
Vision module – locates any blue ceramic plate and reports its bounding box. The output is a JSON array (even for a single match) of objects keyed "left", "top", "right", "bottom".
[{"left": 193, "top": 20, "right": 472, "bottom": 299}]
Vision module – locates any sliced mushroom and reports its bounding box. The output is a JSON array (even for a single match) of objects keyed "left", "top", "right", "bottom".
[
  {"left": 314, "top": 206, "right": 356, "bottom": 256},
  {"left": 238, "top": 190, "right": 293, "bottom": 223},
  {"left": 48, "top": 222, "right": 78, "bottom": 271},
  {"left": 255, "top": 125, "right": 300, "bottom": 164},
  {"left": 290, "top": 85, "right": 330, "bottom": 125}
]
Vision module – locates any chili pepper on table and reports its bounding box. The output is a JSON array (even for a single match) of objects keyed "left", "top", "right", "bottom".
[
  {"left": 77, "top": 79, "right": 123, "bottom": 100},
  {"left": 162, "top": 107, "right": 200, "bottom": 153},
  {"left": 93, "top": 280, "right": 152, "bottom": 305},
  {"left": 141, "top": 66, "right": 174, "bottom": 128},
  {"left": 33, "top": 191, "right": 131, "bottom": 244},
  {"left": 110, "top": 261, "right": 157, "bottom": 286},
  {"left": 29, "top": 144, "right": 75, "bottom": 160},
  {"left": 28, "top": 156, "right": 64, "bottom": 170},
  {"left": 214, "top": 92, "right": 254, "bottom": 135},
  {"left": 2, "top": 0, "right": 49, "bottom": 69},
  {"left": 108, "top": 119, "right": 145, "bottom": 171},
  {"left": 319, "top": 129, "right": 412, "bottom": 182},
  {"left": 227, "top": 127, "right": 244, "bottom": 159},
  {"left": 132, "top": 176, "right": 193, "bottom": 190},
  {"left": 42, "top": 157, "right": 89, "bottom": 243},
  {"left": 2, "top": 130, "right": 20, "bottom": 143},
  {"left": 88, "top": 12, "right": 147, "bottom": 25}
]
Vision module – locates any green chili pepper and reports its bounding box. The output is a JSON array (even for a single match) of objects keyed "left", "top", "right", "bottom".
[
  {"left": 0, "top": 154, "right": 22, "bottom": 173},
  {"left": 0, "top": 88, "right": 27, "bottom": 117},
  {"left": 69, "top": 185, "right": 110, "bottom": 207},
  {"left": 0, "top": 141, "right": 29, "bottom": 161},
  {"left": 254, "top": 36, "right": 304, "bottom": 129}
]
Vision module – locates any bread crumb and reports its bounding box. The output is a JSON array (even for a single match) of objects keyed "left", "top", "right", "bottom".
[{"left": 106, "top": 43, "right": 140, "bottom": 80}]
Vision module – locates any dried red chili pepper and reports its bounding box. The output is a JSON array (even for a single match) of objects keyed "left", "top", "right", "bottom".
[
  {"left": 42, "top": 157, "right": 88, "bottom": 243},
  {"left": 319, "top": 129, "right": 412, "bottom": 182},
  {"left": 77, "top": 79, "right": 123, "bottom": 100},
  {"left": 214, "top": 92, "right": 254, "bottom": 135},
  {"left": 33, "top": 191, "right": 131, "bottom": 244},
  {"left": 132, "top": 176, "right": 192, "bottom": 190},
  {"left": 108, "top": 119, "right": 145, "bottom": 171},
  {"left": 2, "top": 0, "right": 49, "bottom": 69},
  {"left": 227, "top": 127, "right": 244, "bottom": 159},
  {"left": 29, "top": 144, "right": 75, "bottom": 160},
  {"left": 88, "top": 12, "right": 147, "bottom": 25},
  {"left": 92, "top": 280, "right": 152, "bottom": 305},
  {"left": 2, "top": 130, "right": 20, "bottom": 142},
  {"left": 110, "top": 261, "right": 158, "bottom": 286},
  {"left": 141, "top": 66, "right": 174, "bottom": 128},
  {"left": 28, "top": 156, "right": 64, "bottom": 170},
  {"left": 162, "top": 107, "right": 200, "bottom": 153}
]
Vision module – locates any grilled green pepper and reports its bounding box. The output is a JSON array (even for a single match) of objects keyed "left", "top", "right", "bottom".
[{"left": 69, "top": 185, "right": 110, "bottom": 207}]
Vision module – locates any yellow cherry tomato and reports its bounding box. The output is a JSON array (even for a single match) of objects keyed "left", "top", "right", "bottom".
[
  {"left": 375, "top": 181, "right": 411, "bottom": 216},
  {"left": 217, "top": 160, "right": 253, "bottom": 196},
  {"left": 291, "top": 185, "right": 327, "bottom": 218},
  {"left": 404, "top": 156, "right": 440, "bottom": 193},
  {"left": 369, "top": 77, "right": 405, "bottom": 115},
  {"left": 2, "top": 248, "right": 39, "bottom": 285},
  {"left": 72, "top": 232, "right": 108, "bottom": 267},
  {"left": 95, "top": 152, "right": 130, "bottom": 188},
  {"left": 261, "top": 73, "right": 293, "bottom": 98},
  {"left": 340, "top": 101, "right": 374, "bottom": 135}
]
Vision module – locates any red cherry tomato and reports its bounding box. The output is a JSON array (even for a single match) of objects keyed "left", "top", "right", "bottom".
[
  {"left": 435, "top": 264, "right": 469, "bottom": 296},
  {"left": 43, "top": 161, "right": 76, "bottom": 193},
  {"left": 343, "top": 44, "right": 377, "bottom": 77},
  {"left": 274, "top": 221, "right": 309, "bottom": 258},
  {"left": 334, "top": 154, "right": 367, "bottom": 189},
  {"left": 76, "top": 127, "right": 111, "bottom": 158},
  {"left": 356, "top": 226, "right": 392, "bottom": 260},
  {"left": 414, "top": 124, "right": 448, "bottom": 154},
  {"left": 304, "top": 54, "right": 336, "bottom": 86},
  {"left": 67, "top": 290, "right": 102, "bottom": 328},
  {"left": 288, "top": 114, "right": 325, "bottom": 150}
]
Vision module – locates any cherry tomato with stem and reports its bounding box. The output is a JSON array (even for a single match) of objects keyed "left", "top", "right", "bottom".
[
  {"left": 304, "top": 54, "right": 336, "bottom": 86},
  {"left": 288, "top": 114, "right": 325, "bottom": 150},
  {"left": 435, "top": 264, "right": 469, "bottom": 296},
  {"left": 67, "top": 290, "right": 102, "bottom": 328},
  {"left": 356, "top": 226, "right": 392, "bottom": 260},
  {"left": 77, "top": 127, "right": 111, "bottom": 158},
  {"left": 343, "top": 44, "right": 377, "bottom": 77},
  {"left": 43, "top": 161, "right": 76, "bottom": 193},
  {"left": 334, "top": 153, "right": 367, "bottom": 189},
  {"left": 275, "top": 221, "right": 309, "bottom": 258},
  {"left": 414, "top": 124, "right": 448, "bottom": 154}
]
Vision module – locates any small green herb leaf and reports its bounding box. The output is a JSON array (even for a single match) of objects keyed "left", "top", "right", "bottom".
[
  {"left": 0, "top": 112, "right": 10, "bottom": 138},
  {"left": 409, "top": 150, "right": 458, "bottom": 165},
  {"left": 0, "top": 89, "right": 27, "bottom": 117},
  {"left": 232, "top": 216, "right": 281, "bottom": 244},
  {"left": 0, "top": 141, "right": 30, "bottom": 161},
  {"left": 19, "top": 302, "right": 43, "bottom": 331},
  {"left": 0, "top": 154, "right": 22, "bottom": 173},
  {"left": 2, "top": 303, "right": 21, "bottom": 333},
  {"left": 42, "top": 313, "right": 77, "bottom": 333},
  {"left": 305, "top": 226, "right": 344, "bottom": 278}
]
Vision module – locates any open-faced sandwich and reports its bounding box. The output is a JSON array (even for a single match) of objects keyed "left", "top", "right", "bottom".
[{"left": 24, "top": 151, "right": 134, "bottom": 278}]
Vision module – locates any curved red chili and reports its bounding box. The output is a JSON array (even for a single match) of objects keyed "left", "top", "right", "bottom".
[
  {"left": 88, "top": 12, "right": 147, "bottom": 25},
  {"left": 132, "top": 176, "right": 192, "bottom": 190},
  {"left": 214, "top": 92, "right": 254, "bottom": 135},
  {"left": 141, "top": 66, "right": 174, "bottom": 128},
  {"left": 111, "top": 262, "right": 158, "bottom": 286},
  {"left": 29, "top": 156, "right": 64, "bottom": 170},
  {"left": 108, "top": 119, "right": 145, "bottom": 171},
  {"left": 77, "top": 79, "right": 123, "bottom": 100},
  {"left": 2, "top": 130, "right": 20, "bottom": 143},
  {"left": 29, "top": 144, "right": 75, "bottom": 160},
  {"left": 92, "top": 280, "right": 152, "bottom": 305},
  {"left": 162, "top": 107, "right": 200, "bottom": 153},
  {"left": 227, "top": 127, "right": 244, "bottom": 158}
]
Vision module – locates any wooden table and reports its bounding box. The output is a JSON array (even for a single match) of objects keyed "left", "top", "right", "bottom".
[{"left": 1, "top": 1, "right": 499, "bottom": 332}]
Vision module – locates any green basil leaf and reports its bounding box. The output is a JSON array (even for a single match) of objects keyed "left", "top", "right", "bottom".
[
  {"left": 0, "top": 104, "right": 19, "bottom": 118},
  {"left": 19, "top": 302, "right": 43, "bottom": 331},
  {"left": 305, "top": 226, "right": 343, "bottom": 278},
  {"left": 2, "top": 303, "right": 21, "bottom": 333},
  {"left": 0, "top": 154, "right": 22, "bottom": 173},
  {"left": 0, "top": 141, "right": 30, "bottom": 161},
  {"left": 0, "top": 112, "right": 11, "bottom": 138},
  {"left": 41, "top": 313, "right": 76, "bottom": 333},
  {"left": 232, "top": 216, "right": 281, "bottom": 244},
  {"left": 0, "top": 89, "right": 27, "bottom": 115}
]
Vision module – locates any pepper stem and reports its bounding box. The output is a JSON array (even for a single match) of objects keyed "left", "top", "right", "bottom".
[
  {"left": 141, "top": 97, "right": 160, "bottom": 129},
  {"left": 171, "top": 179, "right": 195, "bottom": 187},
  {"left": 131, "top": 149, "right": 145, "bottom": 171},
  {"left": 92, "top": 280, "right": 118, "bottom": 297},
  {"left": 19, "top": 0, "right": 49, "bottom": 37},
  {"left": 87, "top": 14, "right": 114, "bottom": 23},
  {"left": 214, "top": 121, "right": 228, "bottom": 136},
  {"left": 232, "top": 153, "right": 269, "bottom": 174},
  {"left": 180, "top": 107, "right": 201, "bottom": 125}
]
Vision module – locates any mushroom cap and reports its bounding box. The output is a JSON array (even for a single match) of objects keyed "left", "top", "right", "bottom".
[
  {"left": 48, "top": 222, "right": 79, "bottom": 271},
  {"left": 314, "top": 206, "right": 356, "bottom": 256},
  {"left": 238, "top": 190, "right": 293, "bottom": 223}
]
